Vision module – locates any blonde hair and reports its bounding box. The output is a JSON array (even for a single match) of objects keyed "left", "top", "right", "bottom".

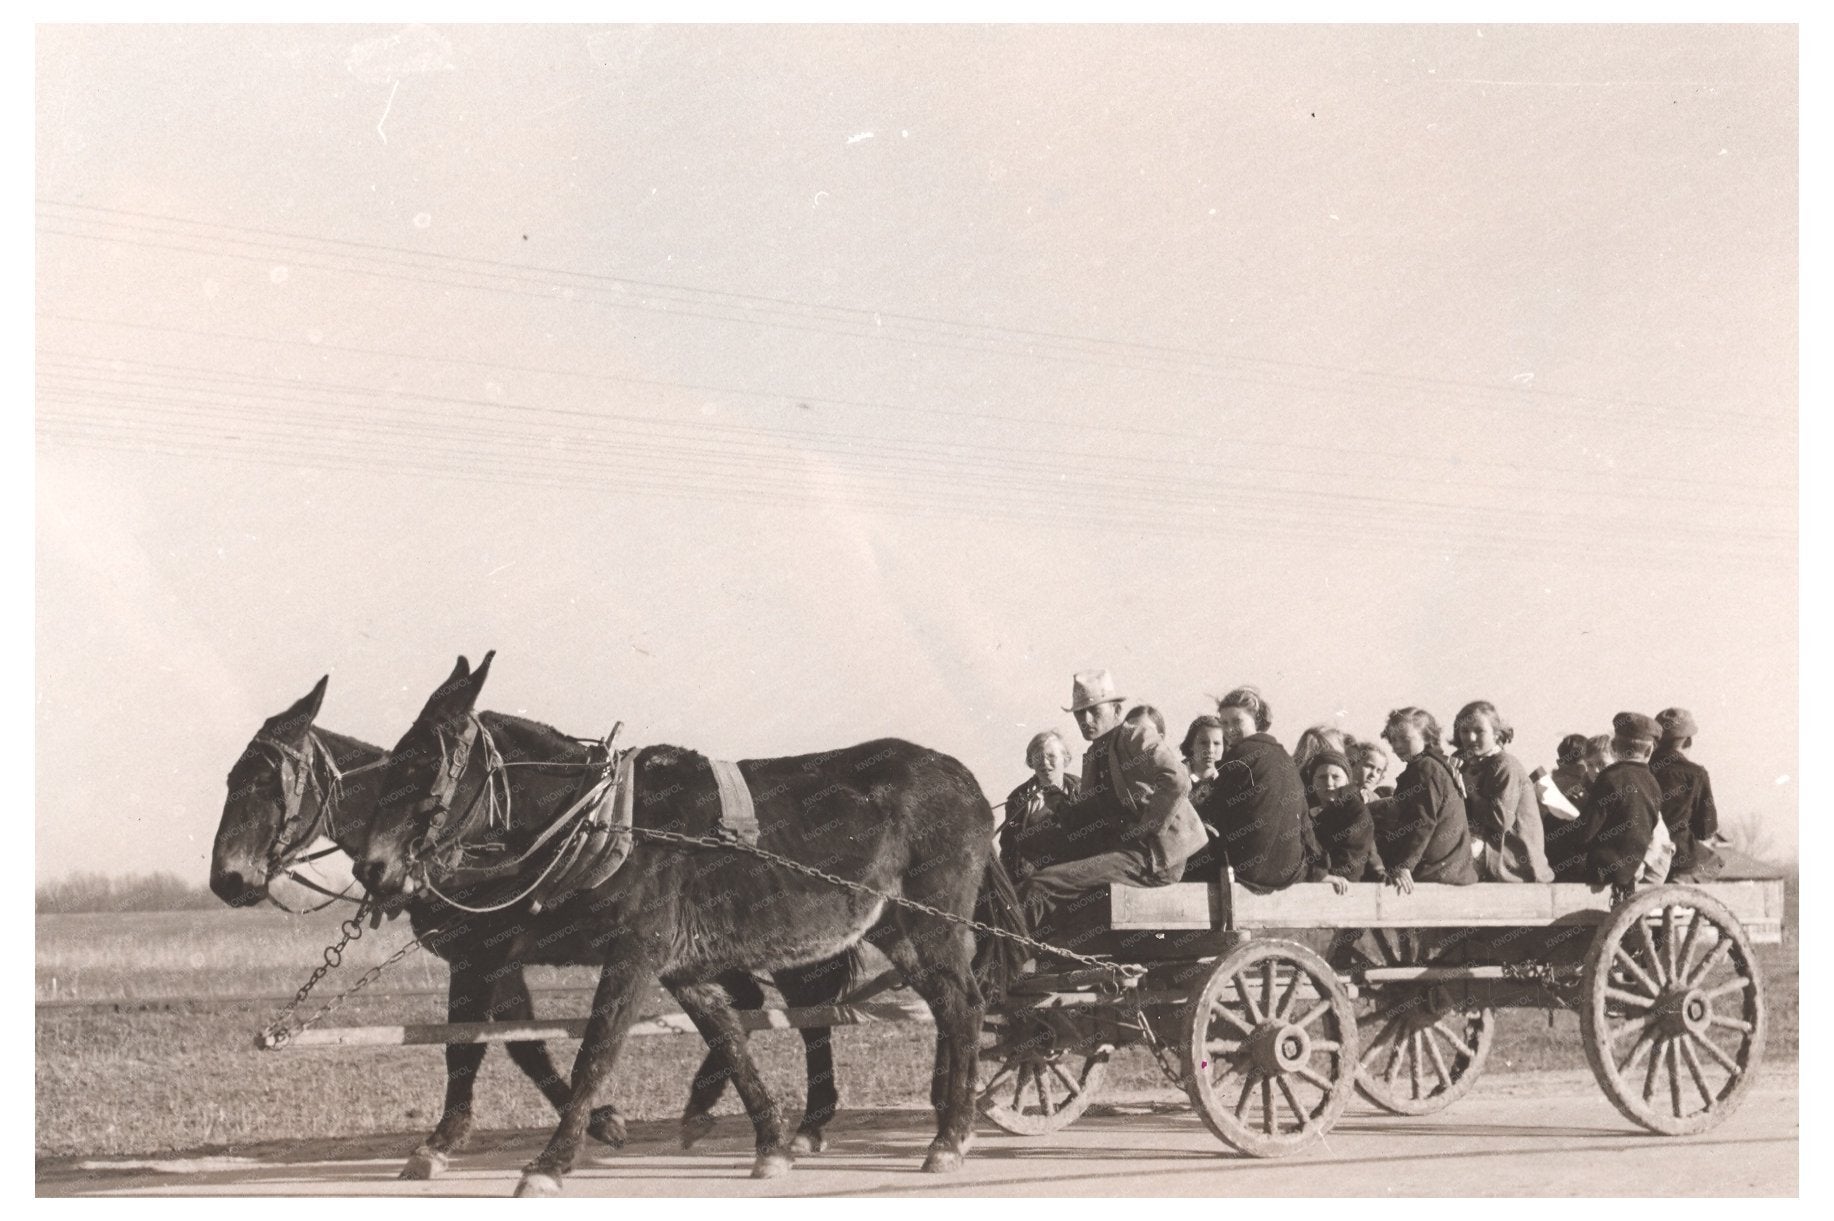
[
  {"left": 1384, "top": 706, "right": 1444, "bottom": 751},
  {"left": 1025, "top": 729, "right": 1070, "bottom": 769},
  {"left": 1293, "top": 724, "right": 1348, "bottom": 776}
]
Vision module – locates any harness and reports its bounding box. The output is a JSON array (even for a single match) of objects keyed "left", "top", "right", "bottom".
[
  {"left": 401, "top": 716, "right": 763, "bottom": 916},
  {"left": 248, "top": 731, "right": 386, "bottom": 912}
]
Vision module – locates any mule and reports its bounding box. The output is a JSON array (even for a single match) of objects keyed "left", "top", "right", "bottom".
[
  {"left": 211, "top": 677, "right": 866, "bottom": 1175},
  {"left": 355, "top": 654, "right": 1013, "bottom": 1196}
]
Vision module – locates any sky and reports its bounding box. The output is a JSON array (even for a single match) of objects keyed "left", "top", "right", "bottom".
[{"left": 34, "top": 24, "right": 1799, "bottom": 881}]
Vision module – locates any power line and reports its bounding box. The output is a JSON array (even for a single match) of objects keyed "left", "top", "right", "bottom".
[{"left": 38, "top": 198, "right": 1792, "bottom": 432}]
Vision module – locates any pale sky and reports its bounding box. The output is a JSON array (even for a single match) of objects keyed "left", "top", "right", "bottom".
[{"left": 35, "top": 24, "right": 1798, "bottom": 880}]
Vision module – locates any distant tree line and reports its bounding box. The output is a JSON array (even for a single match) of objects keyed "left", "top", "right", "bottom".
[{"left": 35, "top": 871, "right": 216, "bottom": 913}]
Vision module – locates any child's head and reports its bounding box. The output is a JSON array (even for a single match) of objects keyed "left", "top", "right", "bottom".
[
  {"left": 1348, "top": 737, "right": 1389, "bottom": 793},
  {"left": 1584, "top": 734, "right": 1615, "bottom": 779},
  {"left": 1453, "top": 700, "right": 1512, "bottom": 758},
  {"left": 1217, "top": 685, "right": 1272, "bottom": 734},
  {"left": 1656, "top": 707, "right": 1699, "bottom": 752},
  {"left": 1025, "top": 730, "right": 1072, "bottom": 779},
  {"left": 1216, "top": 705, "right": 1257, "bottom": 749},
  {"left": 1303, "top": 750, "right": 1356, "bottom": 804},
  {"left": 1182, "top": 715, "right": 1227, "bottom": 773},
  {"left": 1382, "top": 707, "right": 1442, "bottom": 760},
  {"left": 1556, "top": 733, "right": 1590, "bottom": 769},
  {"left": 1293, "top": 724, "right": 1348, "bottom": 776},
  {"left": 1610, "top": 712, "right": 1660, "bottom": 763},
  {"left": 1124, "top": 703, "right": 1167, "bottom": 738}
]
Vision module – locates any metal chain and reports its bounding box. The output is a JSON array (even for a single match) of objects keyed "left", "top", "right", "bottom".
[
  {"left": 256, "top": 899, "right": 431, "bottom": 1049},
  {"left": 631, "top": 826, "right": 1142, "bottom": 980}
]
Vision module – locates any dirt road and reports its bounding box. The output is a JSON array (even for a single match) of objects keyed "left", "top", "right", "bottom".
[{"left": 39, "top": 1070, "right": 1797, "bottom": 1197}]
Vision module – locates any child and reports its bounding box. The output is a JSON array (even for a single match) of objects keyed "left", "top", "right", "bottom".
[
  {"left": 1302, "top": 749, "right": 1383, "bottom": 893},
  {"left": 1292, "top": 724, "right": 1349, "bottom": 807},
  {"left": 1581, "top": 712, "right": 1669, "bottom": 890},
  {"left": 1181, "top": 714, "right": 1227, "bottom": 813},
  {"left": 1550, "top": 733, "right": 1591, "bottom": 809},
  {"left": 1348, "top": 736, "right": 1393, "bottom": 799},
  {"left": 1454, "top": 701, "right": 1553, "bottom": 882},
  {"left": 999, "top": 729, "right": 1082, "bottom": 880},
  {"left": 1650, "top": 707, "right": 1725, "bottom": 883},
  {"left": 1372, "top": 707, "right": 1477, "bottom": 891}
]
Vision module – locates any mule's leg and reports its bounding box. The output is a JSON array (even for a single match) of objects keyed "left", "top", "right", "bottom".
[
  {"left": 667, "top": 975, "right": 796, "bottom": 1178},
  {"left": 775, "top": 959, "right": 850, "bottom": 1153},
  {"left": 515, "top": 952, "right": 653, "bottom": 1198},
  {"left": 679, "top": 969, "right": 766, "bottom": 1148},
  {"left": 876, "top": 920, "right": 983, "bottom": 1173},
  {"left": 400, "top": 965, "right": 494, "bottom": 1179},
  {"left": 497, "top": 969, "right": 627, "bottom": 1148}
]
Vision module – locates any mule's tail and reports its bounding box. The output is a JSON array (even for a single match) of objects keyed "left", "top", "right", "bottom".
[{"left": 971, "top": 856, "right": 1030, "bottom": 1008}]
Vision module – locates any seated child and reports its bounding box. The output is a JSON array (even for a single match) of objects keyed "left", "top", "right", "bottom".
[
  {"left": 1301, "top": 749, "right": 1384, "bottom": 893},
  {"left": 1582, "top": 712, "right": 1670, "bottom": 890},
  {"left": 1650, "top": 707, "right": 1725, "bottom": 883},
  {"left": 1454, "top": 700, "right": 1553, "bottom": 882},
  {"left": 1371, "top": 706, "right": 1478, "bottom": 891}
]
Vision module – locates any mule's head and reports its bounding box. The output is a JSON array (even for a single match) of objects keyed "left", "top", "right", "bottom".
[
  {"left": 210, "top": 676, "right": 329, "bottom": 907},
  {"left": 355, "top": 652, "right": 495, "bottom": 899}
]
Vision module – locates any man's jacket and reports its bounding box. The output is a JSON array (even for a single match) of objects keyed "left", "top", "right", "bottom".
[{"left": 1080, "top": 719, "right": 1208, "bottom": 875}]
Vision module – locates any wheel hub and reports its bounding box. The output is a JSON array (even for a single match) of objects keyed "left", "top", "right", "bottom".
[
  {"left": 1656, "top": 987, "right": 1712, "bottom": 1038},
  {"left": 1250, "top": 1022, "right": 1312, "bottom": 1074}
]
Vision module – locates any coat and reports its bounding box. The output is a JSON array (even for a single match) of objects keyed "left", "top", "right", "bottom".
[
  {"left": 1080, "top": 719, "right": 1208, "bottom": 876},
  {"left": 1649, "top": 748, "right": 1722, "bottom": 880},
  {"left": 1304, "top": 793, "right": 1384, "bottom": 882},
  {"left": 1582, "top": 759, "right": 1666, "bottom": 889},
  {"left": 1198, "top": 733, "right": 1309, "bottom": 891},
  {"left": 998, "top": 773, "right": 1082, "bottom": 879},
  {"left": 1372, "top": 748, "right": 1477, "bottom": 885},
  {"left": 1461, "top": 751, "right": 1553, "bottom": 882}
]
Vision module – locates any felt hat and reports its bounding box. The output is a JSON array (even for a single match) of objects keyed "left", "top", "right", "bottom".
[
  {"left": 1064, "top": 669, "right": 1126, "bottom": 714},
  {"left": 1611, "top": 711, "right": 1661, "bottom": 743},
  {"left": 1656, "top": 707, "right": 1699, "bottom": 740}
]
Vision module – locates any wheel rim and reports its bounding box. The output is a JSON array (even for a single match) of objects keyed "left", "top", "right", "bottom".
[
  {"left": 1581, "top": 885, "right": 1765, "bottom": 1135},
  {"left": 978, "top": 1015, "right": 1109, "bottom": 1136},
  {"left": 1184, "top": 940, "right": 1357, "bottom": 1157}
]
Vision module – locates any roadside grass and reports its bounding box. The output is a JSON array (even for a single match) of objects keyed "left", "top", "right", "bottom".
[{"left": 36, "top": 876, "right": 1797, "bottom": 1160}]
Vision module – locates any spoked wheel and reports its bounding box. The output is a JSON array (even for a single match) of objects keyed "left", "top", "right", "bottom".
[
  {"left": 1183, "top": 939, "right": 1358, "bottom": 1157},
  {"left": 1580, "top": 884, "right": 1766, "bottom": 1135},
  {"left": 1355, "top": 991, "right": 1493, "bottom": 1114},
  {"left": 978, "top": 1013, "right": 1110, "bottom": 1136}
]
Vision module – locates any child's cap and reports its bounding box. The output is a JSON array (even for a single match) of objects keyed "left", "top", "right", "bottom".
[
  {"left": 1612, "top": 712, "right": 1661, "bottom": 743},
  {"left": 1656, "top": 707, "right": 1699, "bottom": 740},
  {"left": 1302, "top": 748, "right": 1354, "bottom": 782}
]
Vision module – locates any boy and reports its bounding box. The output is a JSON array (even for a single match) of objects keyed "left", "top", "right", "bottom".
[
  {"left": 1650, "top": 707, "right": 1725, "bottom": 883},
  {"left": 1581, "top": 712, "right": 1668, "bottom": 890},
  {"left": 1301, "top": 749, "right": 1383, "bottom": 893}
]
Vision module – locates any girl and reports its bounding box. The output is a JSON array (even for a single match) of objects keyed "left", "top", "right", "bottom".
[
  {"left": 1302, "top": 749, "right": 1383, "bottom": 893},
  {"left": 1181, "top": 714, "right": 1227, "bottom": 812},
  {"left": 1373, "top": 707, "right": 1477, "bottom": 891},
  {"left": 1347, "top": 736, "right": 1392, "bottom": 799},
  {"left": 1453, "top": 700, "right": 1553, "bottom": 882},
  {"left": 1292, "top": 724, "right": 1349, "bottom": 807}
]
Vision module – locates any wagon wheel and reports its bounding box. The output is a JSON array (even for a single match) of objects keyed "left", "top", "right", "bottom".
[
  {"left": 977, "top": 1013, "right": 1110, "bottom": 1136},
  {"left": 1351, "top": 929, "right": 1495, "bottom": 1115},
  {"left": 1579, "top": 883, "right": 1766, "bottom": 1136},
  {"left": 1183, "top": 939, "right": 1358, "bottom": 1157}
]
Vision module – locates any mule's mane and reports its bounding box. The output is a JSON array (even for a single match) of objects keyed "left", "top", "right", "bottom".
[
  {"left": 477, "top": 710, "right": 597, "bottom": 764},
  {"left": 314, "top": 726, "right": 387, "bottom": 768}
]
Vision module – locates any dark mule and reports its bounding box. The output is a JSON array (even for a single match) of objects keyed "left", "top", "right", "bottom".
[
  {"left": 209, "top": 677, "right": 626, "bottom": 1176},
  {"left": 356, "top": 654, "right": 1010, "bottom": 1196},
  {"left": 213, "top": 677, "right": 868, "bottom": 1173}
]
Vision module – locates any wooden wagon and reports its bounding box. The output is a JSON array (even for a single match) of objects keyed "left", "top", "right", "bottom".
[{"left": 976, "top": 877, "right": 1783, "bottom": 1156}]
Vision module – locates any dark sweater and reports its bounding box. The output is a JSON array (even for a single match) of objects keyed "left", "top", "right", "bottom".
[
  {"left": 1199, "top": 733, "right": 1309, "bottom": 891},
  {"left": 1583, "top": 760, "right": 1665, "bottom": 888},
  {"left": 1649, "top": 748, "right": 1721, "bottom": 879},
  {"left": 1304, "top": 793, "right": 1384, "bottom": 882},
  {"left": 1371, "top": 748, "right": 1477, "bottom": 885}
]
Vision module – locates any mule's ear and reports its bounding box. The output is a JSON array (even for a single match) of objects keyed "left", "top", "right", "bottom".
[
  {"left": 268, "top": 675, "right": 328, "bottom": 739},
  {"left": 470, "top": 650, "right": 495, "bottom": 690},
  {"left": 419, "top": 653, "right": 490, "bottom": 720}
]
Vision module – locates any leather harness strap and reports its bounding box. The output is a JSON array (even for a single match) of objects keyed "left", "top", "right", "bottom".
[{"left": 708, "top": 757, "right": 761, "bottom": 846}]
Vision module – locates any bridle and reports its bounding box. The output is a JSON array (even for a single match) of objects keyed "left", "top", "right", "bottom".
[
  {"left": 246, "top": 731, "right": 383, "bottom": 913},
  {"left": 399, "top": 713, "right": 626, "bottom": 913}
]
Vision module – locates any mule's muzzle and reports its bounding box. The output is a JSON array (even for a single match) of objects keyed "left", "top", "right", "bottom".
[
  {"left": 209, "top": 866, "right": 267, "bottom": 908},
  {"left": 354, "top": 854, "right": 418, "bottom": 899}
]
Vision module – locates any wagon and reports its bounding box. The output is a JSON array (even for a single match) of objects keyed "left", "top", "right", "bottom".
[{"left": 975, "top": 876, "right": 1782, "bottom": 1156}]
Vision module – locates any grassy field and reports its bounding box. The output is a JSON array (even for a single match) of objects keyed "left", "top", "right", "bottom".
[{"left": 36, "top": 888, "right": 1797, "bottom": 1161}]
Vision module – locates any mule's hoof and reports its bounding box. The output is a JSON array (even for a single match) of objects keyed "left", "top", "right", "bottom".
[
  {"left": 751, "top": 1151, "right": 795, "bottom": 1180},
  {"left": 922, "top": 1147, "right": 965, "bottom": 1174},
  {"left": 513, "top": 1171, "right": 563, "bottom": 1198},
  {"left": 588, "top": 1106, "right": 628, "bottom": 1149},
  {"left": 788, "top": 1130, "right": 826, "bottom": 1155},
  {"left": 398, "top": 1148, "right": 448, "bottom": 1180},
  {"left": 680, "top": 1111, "right": 717, "bottom": 1150}
]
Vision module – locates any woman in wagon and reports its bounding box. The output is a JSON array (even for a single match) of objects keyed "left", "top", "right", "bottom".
[
  {"left": 1194, "top": 686, "right": 1309, "bottom": 892},
  {"left": 1370, "top": 706, "right": 1477, "bottom": 891},
  {"left": 1454, "top": 700, "right": 1553, "bottom": 882},
  {"left": 1300, "top": 748, "right": 1384, "bottom": 894},
  {"left": 1580, "top": 711, "right": 1671, "bottom": 891},
  {"left": 998, "top": 729, "right": 1082, "bottom": 881},
  {"left": 1014, "top": 670, "right": 1207, "bottom": 942}
]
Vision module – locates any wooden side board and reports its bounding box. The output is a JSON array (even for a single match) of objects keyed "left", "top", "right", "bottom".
[{"left": 1106, "top": 879, "right": 1786, "bottom": 943}]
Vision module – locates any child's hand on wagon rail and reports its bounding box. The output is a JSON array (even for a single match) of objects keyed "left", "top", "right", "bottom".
[
  {"left": 1327, "top": 875, "right": 1350, "bottom": 895},
  {"left": 1388, "top": 867, "right": 1414, "bottom": 895}
]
